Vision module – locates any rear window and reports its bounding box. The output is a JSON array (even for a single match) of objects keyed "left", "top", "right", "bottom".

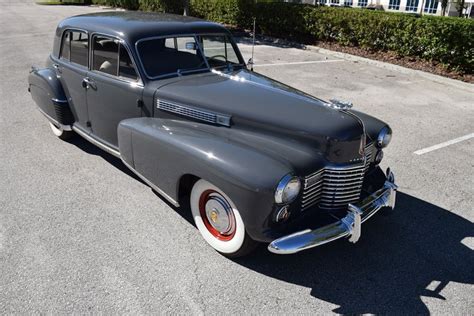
[
  {"left": 60, "top": 30, "right": 88, "bottom": 67},
  {"left": 137, "top": 36, "right": 206, "bottom": 78}
]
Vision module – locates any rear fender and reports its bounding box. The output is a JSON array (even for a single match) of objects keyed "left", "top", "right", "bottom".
[{"left": 28, "top": 67, "right": 74, "bottom": 127}]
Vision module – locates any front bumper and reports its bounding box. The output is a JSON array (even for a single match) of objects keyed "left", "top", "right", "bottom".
[{"left": 268, "top": 168, "right": 398, "bottom": 254}]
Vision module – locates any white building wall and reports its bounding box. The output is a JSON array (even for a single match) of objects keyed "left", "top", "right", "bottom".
[{"left": 285, "top": 0, "right": 474, "bottom": 17}]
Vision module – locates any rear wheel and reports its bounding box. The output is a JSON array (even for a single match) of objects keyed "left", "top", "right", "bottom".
[
  {"left": 190, "top": 179, "right": 258, "bottom": 258},
  {"left": 49, "top": 122, "right": 74, "bottom": 140}
]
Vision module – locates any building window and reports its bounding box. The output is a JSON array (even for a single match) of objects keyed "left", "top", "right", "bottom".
[
  {"left": 357, "top": 0, "right": 367, "bottom": 6},
  {"left": 388, "top": 0, "right": 400, "bottom": 9},
  {"left": 424, "top": 0, "right": 438, "bottom": 13},
  {"left": 405, "top": 0, "right": 419, "bottom": 11},
  {"left": 330, "top": 0, "right": 339, "bottom": 4},
  {"left": 344, "top": 0, "right": 353, "bottom": 5}
]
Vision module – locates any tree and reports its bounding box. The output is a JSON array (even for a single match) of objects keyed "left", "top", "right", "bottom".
[
  {"left": 440, "top": 0, "right": 448, "bottom": 15},
  {"left": 183, "top": 0, "right": 190, "bottom": 16},
  {"left": 455, "top": 0, "right": 467, "bottom": 16}
]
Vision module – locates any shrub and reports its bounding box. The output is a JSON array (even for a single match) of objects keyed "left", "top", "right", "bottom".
[
  {"left": 253, "top": 3, "right": 473, "bottom": 73},
  {"left": 139, "top": 0, "right": 184, "bottom": 13},
  {"left": 91, "top": 0, "right": 474, "bottom": 73},
  {"left": 92, "top": 0, "right": 181, "bottom": 12},
  {"left": 190, "top": 0, "right": 255, "bottom": 28}
]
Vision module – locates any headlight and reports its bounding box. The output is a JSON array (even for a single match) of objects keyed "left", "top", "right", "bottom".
[
  {"left": 275, "top": 174, "right": 301, "bottom": 204},
  {"left": 377, "top": 126, "right": 392, "bottom": 148}
]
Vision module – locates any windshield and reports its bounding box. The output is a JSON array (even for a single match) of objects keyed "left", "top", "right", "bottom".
[{"left": 137, "top": 34, "right": 243, "bottom": 79}]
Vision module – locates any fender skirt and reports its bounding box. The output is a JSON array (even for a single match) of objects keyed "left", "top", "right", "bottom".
[{"left": 28, "top": 67, "right": 74, "bottom": 126}]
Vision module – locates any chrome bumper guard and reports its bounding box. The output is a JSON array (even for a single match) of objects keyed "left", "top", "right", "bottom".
[{"left": 268, "top": 168, "right": 398, "bottom": 255}]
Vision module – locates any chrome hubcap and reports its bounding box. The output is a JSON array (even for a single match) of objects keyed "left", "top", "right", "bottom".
[{"left": 204, "top": 194, "right": 235, "bottom": 235}]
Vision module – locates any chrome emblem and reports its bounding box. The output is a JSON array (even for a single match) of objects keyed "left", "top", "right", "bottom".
[{"left": 210, "top": 209, "right": 218, "bottom": 223}]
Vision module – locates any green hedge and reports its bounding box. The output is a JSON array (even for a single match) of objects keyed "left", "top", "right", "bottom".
[
  {"left": 91, "top": 0, "right": 183, "bottom": 12},
  {"left": 191, "top": 1, "right": 473, "bottom": 73},
  {"left": 189, "top": 0, "right": 254, "bottom": 28},
  {"left": 90, "top": 0, "right": 473, "bottom": 73}
]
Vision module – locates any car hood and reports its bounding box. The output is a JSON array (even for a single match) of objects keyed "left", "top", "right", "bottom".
[{"left": 154, "top": 69, "right": 367, "bottom": 165}]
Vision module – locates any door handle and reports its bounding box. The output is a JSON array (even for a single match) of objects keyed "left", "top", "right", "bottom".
[{"left": 82, "top": 77, "right": 96, "bottom": 90}]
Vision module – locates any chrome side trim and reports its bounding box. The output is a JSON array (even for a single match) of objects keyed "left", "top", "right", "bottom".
[
  {"left": 72, "top": 125, "right": 120, "bottom": 158},
  {"left": 121, "top": 159, "right": 180, "bottom": 207},
  {"left": 157, "top": 99, "right": 231, "bottom": 127},
  {"left": 51, "top": 98, "right": 68, "bottom": 104},
  {"left": 268, "top": 168, "right": 397, "bottom": 255},
  {"left": 37, "top": 107, "right": 72, "bottom": 131}
]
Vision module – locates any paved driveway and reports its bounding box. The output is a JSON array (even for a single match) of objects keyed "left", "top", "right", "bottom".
[{"left": 0, "top": 1, "right": 473, "bottom": 314}]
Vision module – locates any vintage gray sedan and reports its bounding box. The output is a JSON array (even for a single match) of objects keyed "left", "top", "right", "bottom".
[{"left": 28, "top": 12, "right": 397, "bottom": 257}]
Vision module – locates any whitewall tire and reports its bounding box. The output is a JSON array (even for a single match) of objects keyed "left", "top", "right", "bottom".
[
  {"left": 190, "top": 179, "right": 258, "bottom": 257},
  {"left": 49, "top": 122, "right": 73, "bottom": 140}
]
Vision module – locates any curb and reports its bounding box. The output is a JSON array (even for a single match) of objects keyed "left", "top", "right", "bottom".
[{"left": 308, "top": 45, "right": 474, "bottom": 91}]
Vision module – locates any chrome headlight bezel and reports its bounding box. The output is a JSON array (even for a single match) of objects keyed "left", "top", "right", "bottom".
[
  {"left": 377, "top": 126, "right": 392, "bottom": 148},
  {"left": 275, "top": 174, "right": 301, "bottom": 204}
]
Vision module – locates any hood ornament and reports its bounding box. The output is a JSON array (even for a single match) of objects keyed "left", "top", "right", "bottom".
[{"left": 328, "top": 99, "right": 353, "bottom": 110}]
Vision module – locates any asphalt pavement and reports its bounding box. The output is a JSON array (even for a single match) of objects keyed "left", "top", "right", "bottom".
[{"left": 0, "top": 1, "right": 473, "bottom": 314}]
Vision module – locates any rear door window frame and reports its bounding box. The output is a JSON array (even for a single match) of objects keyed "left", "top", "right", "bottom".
[{"left": 59, "top": 28, "right": 89, "bottom": 69}]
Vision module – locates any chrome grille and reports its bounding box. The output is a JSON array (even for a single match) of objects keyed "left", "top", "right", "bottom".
[
  {"left": 364, "top": 142, "right": 376, "bottom": 172},
  {"left": 302, "top": 142, "right": 375, "bottom": 210},
  {"left": 157, "top": 99, "right": 217, "bottom": 124}
]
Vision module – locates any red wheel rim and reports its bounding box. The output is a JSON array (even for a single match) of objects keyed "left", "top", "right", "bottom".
[{"left": 199, "top": 189, "right": 236, "bottom": 241}]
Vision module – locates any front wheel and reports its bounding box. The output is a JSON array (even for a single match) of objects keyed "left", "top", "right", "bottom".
[
  {"left": 49, "top": 122, "right": 74, "bottom": 140},
  {"left": 190, "top": 179, "right": 258, "bottom": 258}
]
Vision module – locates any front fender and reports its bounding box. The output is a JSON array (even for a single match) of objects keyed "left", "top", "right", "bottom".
[
  {"left": 118, "top": 117, "right": 292, "bottom": 241},
  {"left": 28, "top": 67, "right": 74, "bottom": 126},
  {"left": 350, "top": 109, "right": 389, "bottom": 142}
]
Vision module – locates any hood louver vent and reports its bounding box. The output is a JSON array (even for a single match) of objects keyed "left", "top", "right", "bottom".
[{"left": 156, "top": 99, "right": 231, "bottom": 127}]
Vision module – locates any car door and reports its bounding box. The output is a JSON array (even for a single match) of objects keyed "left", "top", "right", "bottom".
[
  {"left": 55, "top": 29, "right": 90, "bottom": 132},
  {"left": 85, "top": 34, "right": 144, "bottom": 148}
]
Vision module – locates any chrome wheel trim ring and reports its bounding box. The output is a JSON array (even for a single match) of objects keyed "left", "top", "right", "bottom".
[{"left": 204, "top": 193, "right": 236, "bottom": 235}]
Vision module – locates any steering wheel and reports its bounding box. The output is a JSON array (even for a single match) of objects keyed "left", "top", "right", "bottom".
[{"left": 200, "top": 54, "right": 228, "bottom": 68}]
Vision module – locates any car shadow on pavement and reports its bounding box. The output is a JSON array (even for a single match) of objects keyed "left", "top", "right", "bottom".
[
  {"left": 66, "top": 135, "right": 143, "bottom": 183},
  {"left": 66, "top": 135, "right": 185, "bottom": 211},
  {"left": 66, "top": 137, "right": 473, "bottom": 314},
  {"left": 233, "top": 192, "right": 474, "bottom": 314}
]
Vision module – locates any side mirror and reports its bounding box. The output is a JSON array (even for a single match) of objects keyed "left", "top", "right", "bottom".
[
  {"left": 247, "top": 58, "right": 254, "bottom": 71},
  {"left": 185, "top": 42, "right": 197, "bottom": 50}
]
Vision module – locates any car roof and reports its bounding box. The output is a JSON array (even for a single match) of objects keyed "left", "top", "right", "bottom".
[{"left": 57, "top": 11, "right": 229, "bottom": 44}]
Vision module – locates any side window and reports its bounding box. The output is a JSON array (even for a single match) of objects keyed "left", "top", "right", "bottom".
[
  {"left": 119, "top": 45, "right": 138, "bottom": 80},
  {"left": 60, "top": 31, "right": 70, "bottom": 60},
  {"left": 93, "top": 35, "right": 138, "bottom": 81},
  {"left": 93, "top": 35, "right": 118, "bottom": 76},
  {"left": 70, "top": 31, "right": 88, "bottom": 67}
]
